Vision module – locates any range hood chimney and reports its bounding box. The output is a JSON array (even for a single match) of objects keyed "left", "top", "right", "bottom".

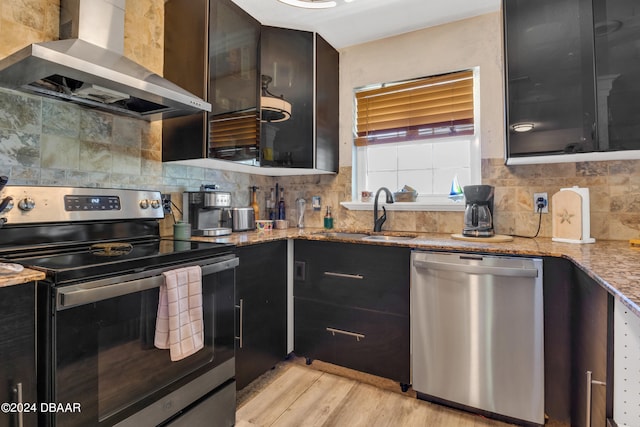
[{"left": 0, "top": 0, "right": 211, "bottom": 120}]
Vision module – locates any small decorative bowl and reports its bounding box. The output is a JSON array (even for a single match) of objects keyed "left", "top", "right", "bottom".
[
  {"left": 393, "top": 191, "right": 418, "bottom": 202},
  {"left": 255, "top": 220, "right": 274, "bottom": 232},
  {"left": 275, "top": 219, "right": 288, "bottom": 229}
]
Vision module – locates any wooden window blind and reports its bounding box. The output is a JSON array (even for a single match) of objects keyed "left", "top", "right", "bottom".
[
  {"left": 354, "top": 70, "right": 474, "bottom": 146},
  {"left": 208, "top": 112, "right": 260, "bottom": 159}
]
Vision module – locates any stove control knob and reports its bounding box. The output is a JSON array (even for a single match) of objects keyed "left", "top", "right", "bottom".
[
  {"left": 139, "top": 199, "right": 150, "bottom": 209},
  {"left": 150, "top": 199, "right": 161, "bottom": 209},
  {"left": 0, "top": 198, "right": 13, "bottom": 213},
  {"left": 18, "top": 197, "right": 35, "bottom": 211}
]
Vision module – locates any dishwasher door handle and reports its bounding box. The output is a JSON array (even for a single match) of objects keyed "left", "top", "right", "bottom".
[{"left": 413, "top": 259, "right": 539, "bottom": 278}]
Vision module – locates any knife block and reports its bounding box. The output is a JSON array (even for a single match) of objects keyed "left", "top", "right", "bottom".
[{"left": 551, "top": 187, "right": 595, "bottom": 244}]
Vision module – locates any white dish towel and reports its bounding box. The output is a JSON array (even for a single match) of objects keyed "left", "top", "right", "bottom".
[{"left": 154, "top": 265, "right": 204, "bottom": 361}]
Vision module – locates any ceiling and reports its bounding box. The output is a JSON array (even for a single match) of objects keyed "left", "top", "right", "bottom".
[{"left": 231, "top": 0, "right": 501, "bottom": 49}]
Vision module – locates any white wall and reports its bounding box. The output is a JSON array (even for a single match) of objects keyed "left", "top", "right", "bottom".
[{"left": 338, "top": 12, "right": 505, "bottom": 166}]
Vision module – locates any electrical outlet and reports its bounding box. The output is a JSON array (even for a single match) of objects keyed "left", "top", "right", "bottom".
[
  {"left": 533, "top": 192, "right": 548, "bottom": 213},
  {"left": 161, "top": 193, "right": 172, "bottom": 214}
]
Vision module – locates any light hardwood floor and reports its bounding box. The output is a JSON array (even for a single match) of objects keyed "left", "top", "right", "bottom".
[{"left": 236, "top": 359, "right": 518, "bottom": 427}]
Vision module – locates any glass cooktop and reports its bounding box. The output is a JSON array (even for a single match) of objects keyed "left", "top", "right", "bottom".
[{"left": 6, "top": 239, "right": 234, "bottom": 285}]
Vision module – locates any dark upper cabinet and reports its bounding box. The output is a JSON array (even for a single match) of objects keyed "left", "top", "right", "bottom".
[
  {"left": 315, "top": 34, "right": 339, "bottom": 172},
  {"left": 163, "top": 0, "right": 339, "bottom": 173},
  {"left": 504, "top": 0, "right": 596, "bottom": 157},
  {"left": 163, "top": 0, "right": 260, "bottom": 163},
  {"left": 503, "top": 0, "right": 640, "bottom": 159},
  {"left": 162, "top": 0, "right": 209, "bottom": 161},
  {"left": 593, "top": 0, "right": 640, "bottom": 151},
  {"left": 259, "top": 29, "right": 338, "bottom": 172},
  {"left": 208, "top": 0, "right": 261, "bottom": 163},
  {"left": 260, "top": 26, "right": 314, "bottom": 168}
]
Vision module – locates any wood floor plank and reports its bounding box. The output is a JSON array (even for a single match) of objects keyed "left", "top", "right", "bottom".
[
  {"left": 271, "top": 373, "right": 356, "bottom": 427},
  {"left": 378, "top": 390, "right": 436, "bottom": 426},
  {"left": 236, "top": 365, "right": 323, "bottom": 426},
  {"left": 322, "top": 382, "right": 397, "bottom": 427},
  {"left": 236, "top": 361, "right": 527, "bottom": 427}
]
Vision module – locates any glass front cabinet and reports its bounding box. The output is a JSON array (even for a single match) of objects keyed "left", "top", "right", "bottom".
[
  {"left": 504, "top": 0, "right": 640, "bottom": 159},
  {"left": 163, "top": 0, "right": 339, "bottom": 173}
]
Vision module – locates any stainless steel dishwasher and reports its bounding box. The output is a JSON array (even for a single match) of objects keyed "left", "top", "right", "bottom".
[{"left": 411, "top": 251, "right": 544, "bottom": 426}]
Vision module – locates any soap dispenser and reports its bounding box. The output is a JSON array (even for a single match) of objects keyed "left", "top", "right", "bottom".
[{"left": 324, "top": 206, "right": 334, "bottom": 229}]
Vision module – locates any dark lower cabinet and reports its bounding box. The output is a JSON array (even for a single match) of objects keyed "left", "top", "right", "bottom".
[
  {"left": 295, "top": 299, "right": 409, "bottom": 382},
  {"left": 0, "top": 282, "right": 37, "bottom": 427},
  {"left": 543, "top": 257, "right": 613, "bottom": 427},
  {"left": 570, "top": 264, "right": 613, "bottom": 427},
  {"left": 235, "top": 241, "right": 287, "bottom": 390},
  {"left": 294, "top": 241, "right": 411, "bottom": 386}
]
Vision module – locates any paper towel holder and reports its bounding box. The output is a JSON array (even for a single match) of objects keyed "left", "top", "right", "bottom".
[{"left": 551, "top": 186, "right": 596, "bottom": 244}]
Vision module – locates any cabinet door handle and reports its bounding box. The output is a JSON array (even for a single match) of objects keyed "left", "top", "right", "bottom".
[
  {"left": 13, "top": 382, "right": 23, "bottom": 427},
  {"left": 326, "top": 327, "right": 365, "bottom": 341},
  {"left": 235, "top": 299, "right": 244, "bottom": 349},
  {"left": 585, "top": 370, "right": 606, "bottom": 427},
  {"left": 323, "top": 271, "right": 364, "bottom": 280}
]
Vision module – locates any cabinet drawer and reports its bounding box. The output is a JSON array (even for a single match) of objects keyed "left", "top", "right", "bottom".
[
  {"left": 294, "top": 241, "right": 410, "bottom": 315},
  {"left": 294, "top": 298, "right": 409, "bottom": 383}
]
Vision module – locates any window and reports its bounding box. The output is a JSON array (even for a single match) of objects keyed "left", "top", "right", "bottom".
[{"left": 347, "top": 68, "right": 481, "bottom": 211}]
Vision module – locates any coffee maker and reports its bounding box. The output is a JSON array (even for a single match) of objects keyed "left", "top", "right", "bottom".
[
  {"left": 462, "top": 185, "right": 495, "bottom": 237},
  {"left": 183, "top": 186, "right": 233, "bottom": 236}
]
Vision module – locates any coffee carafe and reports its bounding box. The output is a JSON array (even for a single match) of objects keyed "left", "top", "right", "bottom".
[{"left": 462, "top": 185, "right": 495, "bottom": 237}]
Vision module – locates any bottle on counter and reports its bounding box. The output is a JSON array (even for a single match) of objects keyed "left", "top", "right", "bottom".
[
  {"left": 296, "top": 198, "right": 306, "bottom": 228},
  {"left": 278, "top": 187, "right": 286, "bottom": 220},
  {"left": 324, "top": 206, "right": 334, "bottom": 229},
  {"left": 268, "top": 187, "right": 275, "bottom": 220},
  {"left": 250, "top": 186, "right": 259, "bottom": 220}
]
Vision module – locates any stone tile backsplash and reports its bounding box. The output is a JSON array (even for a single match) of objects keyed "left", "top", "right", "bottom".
[
  {"left": 483, "top": 158, "right": 640, "bottom": 240},
  {"left": 2, "top": 84, "right": 640, "bottom": 240},
  {"left": 1, "top": 0, "right": 639, "bottom": 240}
]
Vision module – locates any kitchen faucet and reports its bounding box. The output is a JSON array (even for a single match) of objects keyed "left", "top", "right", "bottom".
[{"left": 373, "top": 187, "right": 394, "bottom": 231}]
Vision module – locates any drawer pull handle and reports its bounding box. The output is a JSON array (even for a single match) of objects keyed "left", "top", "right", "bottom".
[
  {"left": 235, "top": 299, "right": 244, "bottom": 349},
  {"left": 326, "top": 327, "right": 365, "bottom": 341},
  {"left": 13, "top": 382, "right": 23, "bottom": 427},
  {"left": 324, "top": 271, "right": 364, "bottom": 280},
  {"left": 585, "top": 370, "right": 606, "bottom": 427}
]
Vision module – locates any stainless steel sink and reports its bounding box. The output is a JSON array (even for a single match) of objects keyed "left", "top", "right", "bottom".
[
  {"left": 314, "top": 232, "right": 370, "bottom": 240},
  {"left": 361, "top": 235, "right": 416, "bottom": 241},
  {"left": 313, "top": 231, "right": 416, "bottom": 242}
]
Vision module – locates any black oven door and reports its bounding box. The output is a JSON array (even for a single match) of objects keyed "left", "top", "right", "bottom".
[{"left": 47, "top": 255, "right": 237, "bottom": 427}]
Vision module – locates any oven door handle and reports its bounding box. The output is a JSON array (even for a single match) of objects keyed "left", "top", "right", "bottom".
[{"left": 58, "top": 257, "right": 239, "bottom": 309}]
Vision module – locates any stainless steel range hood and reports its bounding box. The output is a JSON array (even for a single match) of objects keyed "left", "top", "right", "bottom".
[{"left": 0, "top": 0, "right": 211, "bottom": 121}]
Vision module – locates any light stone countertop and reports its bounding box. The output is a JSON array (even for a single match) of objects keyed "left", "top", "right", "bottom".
[
  {"left": 0, "top": 267, "right": 46, "bottom": 288},
  {"left": 194, "top": 227, "right": 640, "bottom": 317}
]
